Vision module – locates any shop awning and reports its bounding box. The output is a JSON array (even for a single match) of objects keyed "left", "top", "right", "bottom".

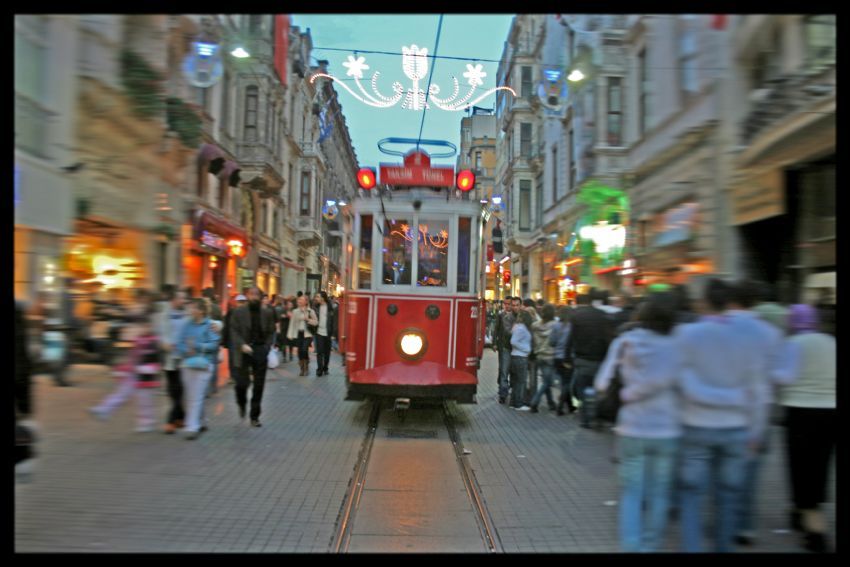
[
  {"left": 193, "top": 210, "right": 248, "bottom": 244},
  {"left": 198, "top": 143, "right": 225, "bottom": 174},
  {"left": 282, "top": 259, "right": 305, "bottom": 272},
  {"left": 220, "top": 160, "right": 242, "bottom": 188}
]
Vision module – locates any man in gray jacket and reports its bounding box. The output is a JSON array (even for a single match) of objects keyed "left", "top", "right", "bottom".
[{"left": 229, "top": 287, "right": 277, "bottom": 427}]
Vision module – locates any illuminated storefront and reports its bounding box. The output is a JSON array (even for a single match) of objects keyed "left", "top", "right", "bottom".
[{"left": 185, "top": 211, "right": 246, "bottom": 301}]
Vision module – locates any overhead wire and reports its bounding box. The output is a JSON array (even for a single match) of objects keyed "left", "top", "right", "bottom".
[{"left": 415, "top": 14, "right": 445, "bottom": 151}]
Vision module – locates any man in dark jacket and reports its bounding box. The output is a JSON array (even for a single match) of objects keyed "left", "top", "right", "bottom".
[
  {"left": 494, "top": 297, "right": 520, "bottom": 404},
  {"left": 229, "top": 287, "right": 276, "bottom": 427},
  {"left": 563, "top": 290, "right": 614, "bottom": 427},
  {"left": 312, "top": 291, "right": 337, "bottom": 376},
  {"left": 16, "top": 301, "right": 34, "bottom": 466}
]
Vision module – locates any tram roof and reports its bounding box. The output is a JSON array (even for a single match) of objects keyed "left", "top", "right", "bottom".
[{"left": 353, "top": 188, "right": 486, "bottom": 215}]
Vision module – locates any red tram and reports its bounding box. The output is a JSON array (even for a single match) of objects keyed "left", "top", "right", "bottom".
[{"left": 338, "top": 148, "right": 488, "bottom": 404}]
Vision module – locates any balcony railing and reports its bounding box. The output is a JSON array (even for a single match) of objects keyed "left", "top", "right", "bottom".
[
  {"left": 742, "top": 66, "right": 835, "bottom": 145},
  {"left": 236, "top": 141, "right": 284, "bottom": 173}
]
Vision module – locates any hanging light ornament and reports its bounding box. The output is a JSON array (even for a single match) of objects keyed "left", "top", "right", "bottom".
[
  {"left": 183, "top": 41, "right": 224, "bottom": 88},
  {"left": 310, "top": 46, "right": 516, "bottom": 112}
]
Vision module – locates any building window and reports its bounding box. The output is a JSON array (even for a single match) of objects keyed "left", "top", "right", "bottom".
[
  {"left": 521, "top": 66, "right": 533, "bottom": 99},
  {"left": 805, "top": 15, "right": 835, "bottom": 68},
  {"left": 475, "top": 151, "right": 482, "bottom": 170},
  {"left": 260, "top": 201, "right": 267, "bottom": 235},
  {"left": 520, "top": 123, "right": 532, "bottom": 158},
  {"left": 457, "top": 217, "right": 472, "bottom": 292},
  {"left": 300, "top": 171, "right": 311, "bottom": 216},
  {"left": 638, "top": 48, "right": 648, "bottom": 135},
  {"left": 221, "top": 72, "right": 230, "bottom": 135},
  {"left": 15, "top": 16, "right": 49, "bottom": 157},
  {"left": 678, "top": 16, "right": 699, "bottom": 98},
  {"left": 607, "top": 77, "right": 623, "bottom": 146},
  {"left": 249, "top": 15, "right": 262, "bottom": 33},
  {"left": 535, "top": 174, "right": 543, "bottom": 228},
  {"left": 568, "top": 128, "right": 576, "bottom": 192},
  {"left": 551, "top": 145, "right": 558, "bottom": 202},
  {"left": 519, "top": 180, "right": 532, "bottom": 231},
  {"left": 273, "top": 207, "right": 278, "bottom": 239},
  {"left": 358, "top": 214, "right": 373, "bottom": 289},
  {"left": 244, "top": 85, "right": 258, "bottom": 141},
  {"left": 288, "top": 164, "right": 294, "bottom": 210}
]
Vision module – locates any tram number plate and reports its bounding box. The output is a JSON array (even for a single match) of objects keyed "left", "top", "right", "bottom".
[
  {"left": 470, "top": 306, "right": 479, "bottom": 318},
  {"left": 348, "top": 302, "right": 357, "bottom": 314}
]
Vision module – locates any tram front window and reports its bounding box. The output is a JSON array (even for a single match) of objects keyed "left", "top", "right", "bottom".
[
  {"left": 383, "top": 219, "right": 412, "bottom": 285},
  {"left": 417, "top": 219, "right": 449, "bottom": 287}
]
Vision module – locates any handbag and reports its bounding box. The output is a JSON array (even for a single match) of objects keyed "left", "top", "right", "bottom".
[
  {"left": 596, "top": 342, "right": 626, "bottom": 423},
  {"left": 306, "top": 309, "right": 319, "bottom": 335},
  {"left": 267, "top": 347, "right": 280, "bottom": 369}
]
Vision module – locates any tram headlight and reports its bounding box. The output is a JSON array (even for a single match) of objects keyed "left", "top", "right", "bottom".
[{"left": 396, "top": 328, "right": 428, "bottom": 361}]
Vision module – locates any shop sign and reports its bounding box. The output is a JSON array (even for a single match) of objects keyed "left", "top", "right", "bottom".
[
  {"left": 201, "top": 230, "right": 227, "bottom": 251},
  {"left": 654, "top": 203, "right": 699, "bottom": 247},
  {"left": 732, "top": 170, "right": 785, "bottom": 226}
]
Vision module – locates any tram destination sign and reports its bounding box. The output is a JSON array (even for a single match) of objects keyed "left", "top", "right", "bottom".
[{"left": 380, "top": 150, "right": 455, "bottom": 187}]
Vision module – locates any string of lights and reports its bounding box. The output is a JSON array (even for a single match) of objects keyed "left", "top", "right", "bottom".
[{"left": 416, "top": 15, "right": 444, "bottom": 150}]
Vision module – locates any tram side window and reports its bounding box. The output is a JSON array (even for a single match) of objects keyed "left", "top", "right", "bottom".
[
  {"left": 417, "top": 219, "right": 449, "bottom": 287},
  {"left": 358, "top": 214, "right": 373, "bottom": 289},
  {"left": 457, "top": 217, "right": 472, "bottom": 292},
  {"left": 382, "top": 219, "right": 412, "bottom": 285}
]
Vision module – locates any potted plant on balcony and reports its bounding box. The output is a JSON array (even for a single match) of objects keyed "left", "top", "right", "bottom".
[
  {"left": 121, "top": 49, "right": 164, "bottom": 118},
  {"left": 166, "top": 97, "right": 202, "bottom": 148}
]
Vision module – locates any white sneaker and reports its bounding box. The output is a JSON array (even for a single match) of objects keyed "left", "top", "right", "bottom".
[{"left": 515, "top": 405, "right": 532, "bottom": 412}]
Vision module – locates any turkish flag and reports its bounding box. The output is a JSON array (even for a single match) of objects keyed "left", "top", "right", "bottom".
[
  {"left": 274, "top": 15, "right": 290, "bottom": 86},
  {"left": 711, "top": 15, "right": 727, "bottom": 30}
]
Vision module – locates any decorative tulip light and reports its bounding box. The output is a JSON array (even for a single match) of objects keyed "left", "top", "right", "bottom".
[{"left": 310, "top": 45, "right": 516, "bottom": 112}]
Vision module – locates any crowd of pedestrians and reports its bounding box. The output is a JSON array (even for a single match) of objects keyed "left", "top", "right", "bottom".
[{"left": 487, "top": 279, "right": 834, "bottom": 553}]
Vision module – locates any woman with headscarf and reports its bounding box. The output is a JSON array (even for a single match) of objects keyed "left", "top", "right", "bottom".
[{"left": 781, "top": 304, "right": 835, "bottom": 553}]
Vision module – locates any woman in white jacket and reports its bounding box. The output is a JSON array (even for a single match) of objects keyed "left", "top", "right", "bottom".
[
  {"left": 594, "top": 293, "right": 683, "bottom": 552},
  {"left": 286, "top": 295, "right": 318, "bottom": 376}
]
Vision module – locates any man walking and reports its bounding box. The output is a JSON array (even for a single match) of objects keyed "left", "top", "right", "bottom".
[
  {"left": 156, "top": 287, "right": 187, "bottom": 434},
  {"left": 675, "top": 279, "right": 769, "bottom": 553},
  {"left": 493, "top": 297, "right": 518, "bottom": 404},
  {"left": 229, "top": 287, "right": 276, "bottom": 427},
  {"left": 563, "top": 289, "right": 613, "bottom": 428}
]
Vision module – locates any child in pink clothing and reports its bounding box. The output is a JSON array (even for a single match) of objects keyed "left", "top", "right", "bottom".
[{"left": 89, "top": 316, "right": 161, "bottom": 432}]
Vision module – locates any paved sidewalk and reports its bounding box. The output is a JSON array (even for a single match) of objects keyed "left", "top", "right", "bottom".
[
  {"left": 16, "top": 350, "right": 835, "bottom": 553},
  {"left": 15, "top": 355, "right": 367, "bottom": 553}
]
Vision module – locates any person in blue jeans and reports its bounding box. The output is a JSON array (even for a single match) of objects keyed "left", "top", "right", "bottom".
[
  {"left": 674, "top": 279, "right": 768, "bottom": 553},
  {"left": 595, "top": 292, "right": 684, "bottom": 552},
  {"left": 495, "top": 297, "right": 519, "bottom": 404},
  {"left": 529, "top": 304, "right": 557, "bottom": 413},
  {"left": 510, "top": 311, "right": 533, "bottom": 410}
]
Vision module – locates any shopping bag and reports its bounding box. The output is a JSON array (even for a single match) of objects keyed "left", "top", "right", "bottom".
[{"left": 267, "top": 347, "right": 281, "bottom": 369}]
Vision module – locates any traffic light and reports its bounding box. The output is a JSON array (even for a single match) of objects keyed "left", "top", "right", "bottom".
[
  {"left": 357, "top": 167, "right": 377, "bottom": 190},
  {"left": 456, "top": 169, "right": 475, "bottom": 192}
]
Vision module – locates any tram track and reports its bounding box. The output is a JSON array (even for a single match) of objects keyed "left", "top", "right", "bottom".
[{"left": 329, "top": 399, "right": 501, "bottom": 553}]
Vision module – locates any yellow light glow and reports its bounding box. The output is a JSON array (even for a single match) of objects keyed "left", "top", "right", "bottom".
[{"left": 400, "top": 334, "right": 424, "bottom": 357}]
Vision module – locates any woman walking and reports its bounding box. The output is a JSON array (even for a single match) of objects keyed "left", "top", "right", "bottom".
[
  {"left": 287, "top": 295, "right": 318, "bottom": 376},
  {"left": 176, "top": 299, "right": 221, "bottom": 440},
  {"left": 594, "top": 293, "right": 684, "bottom": 552},
  {"left": 781, "top": 304, "right": 835, "bottom": 553}
]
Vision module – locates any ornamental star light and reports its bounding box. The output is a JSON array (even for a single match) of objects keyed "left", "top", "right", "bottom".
[
  {"left": 310, "top": 45, "right": 515, "bottom": 112},
  {"left": 342, "top": 55, "right": 370, "bottom": 79},
  {"left": 462, "top": 64, "right": 486, "bottom": 88}
]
